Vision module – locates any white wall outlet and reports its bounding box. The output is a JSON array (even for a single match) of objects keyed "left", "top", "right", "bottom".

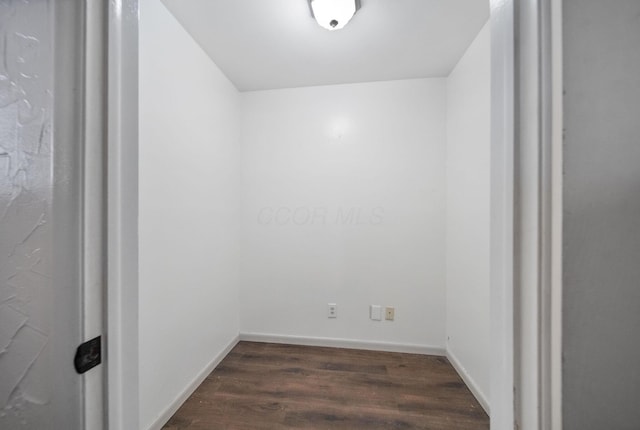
[
  {"left": 370, "top": 305, "right": 382, "bottom": 321},
  {"left": 385, "top": 306, "right": 395, "bottom": 321},
  {"left": 327, "top": 303, "right": 337, "bottom": 318}
]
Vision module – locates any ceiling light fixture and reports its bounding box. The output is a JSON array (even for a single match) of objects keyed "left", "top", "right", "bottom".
[{"left": 309, "top": 0, "right": 361, "bottom": 31}]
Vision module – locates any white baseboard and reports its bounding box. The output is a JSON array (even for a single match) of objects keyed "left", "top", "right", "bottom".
[
  {"left": 446, "top": 349, "right": 490, "bottom": 414},
  {"left": 146, "top": 334, "right": 240, "bottom": 430},
  {"left": 239, "top": 332, "right": 446, "bottom": 356}
]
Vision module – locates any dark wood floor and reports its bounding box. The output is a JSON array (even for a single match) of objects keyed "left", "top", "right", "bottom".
[{"left": 163, "top": 342, "right": 489, "bottom": 430}]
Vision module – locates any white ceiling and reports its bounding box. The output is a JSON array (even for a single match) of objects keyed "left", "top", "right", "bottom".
[{"left": 160, "top": 0, "right": 489, "bottom": 92}]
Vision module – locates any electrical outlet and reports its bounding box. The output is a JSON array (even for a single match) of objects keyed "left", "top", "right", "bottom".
[
  {"left": 328, "top": 303, "right": 337, "bottom": 318},
  {"left": 385, "top": 307, "right": 395, "bottom": 321}
]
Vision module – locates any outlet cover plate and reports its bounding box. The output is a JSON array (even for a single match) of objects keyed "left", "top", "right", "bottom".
[
  {"left": 328, "top": 303, "right": 337, "bottom": 318},
  {"left": 385, "top": 307, "right": 395, "bottom": 321},
  {"left": 370, "top": 305, "right": 382, "bottom": 321}
]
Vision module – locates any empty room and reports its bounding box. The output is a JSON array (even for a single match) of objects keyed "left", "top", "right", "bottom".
[
  {"left": 4, "top": 0, "right": 640, "bottom": 429},
  {"left": 138, "top": 0, "right": 491, "bottom": 429}
]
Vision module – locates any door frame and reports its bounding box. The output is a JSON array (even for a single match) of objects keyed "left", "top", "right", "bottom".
[
  {"left": 490, "top": 0, "right": 563, "bottom": 429},
  {"left": 83, "top": 1, "right": 108, "bottom": 429},
  {"left": 104, "top": 1, "right": 564, "bottom": 429},
  {"left": 489, "top": 0, "right": 516, "bottom": 427},
  {"left": 106, "top": 1, "right": 140, "bottom": 429}
]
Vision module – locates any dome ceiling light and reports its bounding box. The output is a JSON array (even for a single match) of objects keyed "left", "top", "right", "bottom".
[{"left": 308, "top": 0, "right": 361, "bottom": 31}]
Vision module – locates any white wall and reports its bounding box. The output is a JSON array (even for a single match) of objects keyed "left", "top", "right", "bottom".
[
  {"left": 138, "top": 1, "right": 241, "bottom": 429},
  {"left": 563, "top": 1, "right": 640, "bottom": 428},
  {"left": 239, "top": 79, "right": 447, "bottom": 351},
  {"left": 445, "top": 22, "right": 491, "bottom": 410}
]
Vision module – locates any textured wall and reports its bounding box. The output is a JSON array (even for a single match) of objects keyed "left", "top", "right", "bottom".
[
  {"left": 0, "top": 2, "right": 53, "bottom": 423},
  {"left": 0, "top": 1, "right": 82, "bottom": 428},
  {"left": 563, "top": 1, "right": 640, "bottom": 428}
]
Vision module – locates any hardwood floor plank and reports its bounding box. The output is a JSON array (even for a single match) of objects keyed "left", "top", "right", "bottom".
[{"left": 161, "top": 342, "right": 489, "bottom": 429}]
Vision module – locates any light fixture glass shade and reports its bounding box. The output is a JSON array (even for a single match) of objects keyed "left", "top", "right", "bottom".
[{"left": 310, "top": 0, "right": 358, "bottom": 31}]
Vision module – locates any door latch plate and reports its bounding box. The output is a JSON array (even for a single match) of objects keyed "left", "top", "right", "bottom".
[{"left": 74, "top": 336, "right": 102, "bottom": 374}]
